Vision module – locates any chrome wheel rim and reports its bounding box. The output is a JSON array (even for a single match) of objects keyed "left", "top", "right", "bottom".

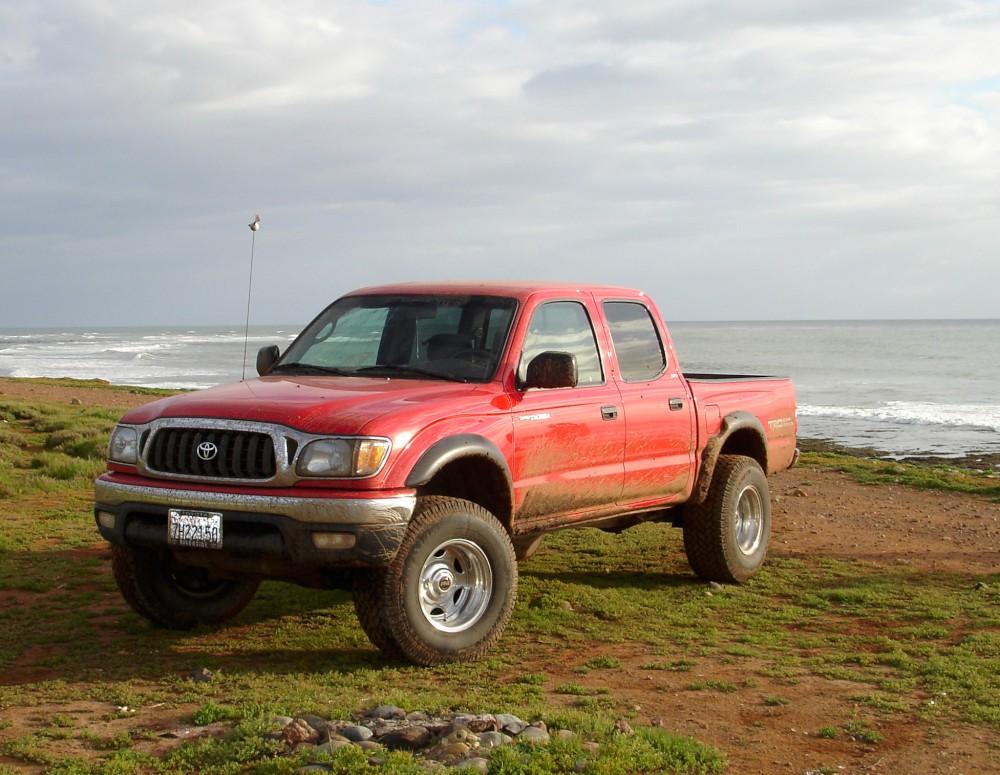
[
  {"left": 418, "top": 539, "right": 493, "bottom": 633},
  {"left": 734, "top": 485, "right": 764, "bottom": 556}
]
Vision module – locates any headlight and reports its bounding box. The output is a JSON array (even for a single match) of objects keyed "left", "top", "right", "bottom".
[
  {"left": 296, "top": 437, "right": 391, "bottom": 478},
  {"left": 108, "top": 426, "right": 139, "bottom": 464}
]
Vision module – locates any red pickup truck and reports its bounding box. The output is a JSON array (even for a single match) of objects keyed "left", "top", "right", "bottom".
[{"left": 95, "top": 283, "right": 797, "bottom": 664}]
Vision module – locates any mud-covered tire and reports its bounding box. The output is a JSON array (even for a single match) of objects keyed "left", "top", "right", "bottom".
[
  {"left": 381, "top": 496, "right": 517, "bottom": 665},
  {"left": 683, "top": 455, "right": 771, "bottom": 583},
  {"left": 352, "top": 569, "right": 402, "bottom": 659},
  {"left": 111, "top": 545, "right": 259, "bottom": 629},
  {"left": 512, "top": 534, "right": 544, "bottom": 562}
]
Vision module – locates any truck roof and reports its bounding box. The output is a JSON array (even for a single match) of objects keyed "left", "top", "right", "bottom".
[{"left": 347, "top": 280, "right": 646, "bottom": 300}]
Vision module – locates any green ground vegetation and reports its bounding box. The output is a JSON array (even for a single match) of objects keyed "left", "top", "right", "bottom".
[
  {"left": 0, "top": 387, "right": 997, "bottom": 773},
  {"left": 800, "top": 451, "right": 1000, "bottom": 500}
]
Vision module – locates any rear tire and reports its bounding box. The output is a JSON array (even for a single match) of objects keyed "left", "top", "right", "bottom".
[
  {"left": 381, "top": 496, "right": 517, "bottom": 665},
  {"left": 111, "top": 545, "right": 259, "bottom": 629},
  {"left": 683, "top": 455, "right": 771, "bottom": 583}
]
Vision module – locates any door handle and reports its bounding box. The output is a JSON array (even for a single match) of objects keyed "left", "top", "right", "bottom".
[
  {"left": 601, "top": 405, "right": 618, "bottom": 420},
  {"left": 669, "top": 397, "right": 684, "bottom": 411}
]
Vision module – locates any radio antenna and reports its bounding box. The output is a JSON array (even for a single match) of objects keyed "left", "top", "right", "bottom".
[{"left": 241, "top": 214, "right": 261, "bottom": 380}]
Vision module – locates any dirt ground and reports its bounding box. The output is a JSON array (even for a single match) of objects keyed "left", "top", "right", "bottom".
[
  {"left": 1, "top": 380, "right": 998, "bottom": 773},
  {"left": 532, "top": 467, "right": 1000, "bottom": 774}
]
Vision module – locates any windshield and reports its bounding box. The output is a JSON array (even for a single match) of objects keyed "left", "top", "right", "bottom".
[{"left": 277, "top": 294, "right": 518, "bottom": 383}]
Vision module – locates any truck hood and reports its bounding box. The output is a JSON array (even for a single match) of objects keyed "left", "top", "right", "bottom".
[{"left": 120, "top": 376, "right": 497, "bottom": 436}]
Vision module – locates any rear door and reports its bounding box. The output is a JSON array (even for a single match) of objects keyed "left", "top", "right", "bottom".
[
  {"left": 601, "top": 299, "right": 695, "bottom": 504},
  {"left": 509, "top": 298, "right": 625, "bottom": 522}
]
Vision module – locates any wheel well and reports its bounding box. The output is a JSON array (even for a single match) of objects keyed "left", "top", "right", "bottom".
[
  {"left": 417, "top": 456, "right": 513, "bottom": 533},
  {"left": 719, "top": 428, "right": 768, "bottom": 472}
]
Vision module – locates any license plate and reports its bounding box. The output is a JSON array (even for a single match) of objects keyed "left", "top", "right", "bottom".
[{"left": 167, "top": 509, "right": 223, "bottom": 549}]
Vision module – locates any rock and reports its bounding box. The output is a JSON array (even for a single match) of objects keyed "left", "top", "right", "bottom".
[
  {"left": 613, "top": 719, "right": 634, "bottom": 736},
  {"left": 518, "top": 726, "right": 550, "bottom": 745},
  {"left": 368, "top": 704, "right": 406, "bottom": 720},
  {"left": 69, "top": 397, "right": 82, "bottom": 406},
  {"left": 560, "top": 600, "right": 574, "bottom": 611},
  {"left": 430, "top": 741, "right": 470, "bottom": 763},
  {"left": 441, "top": 727, "right": 479, "bottom": 745},
  {"left": 462, "top": 757, "right": 490, "bottom": 774},
  {"left": 553, "top": 729, "right": 578, "bottom": 741},
  {"left": 379, "top": 725, "right": 431, "bottom": 750},
  {"left": 708, "top": 581, "right": 723, "bottom": 592},
  {"left": 283, "top": 718, "right": 321, "bottom": 745},
  {"left": 326, "top": 733, "right": 350, "bottom": 744},
  {"left": 496, "top": 713, "right": 526, "bottom": 735},
  {"left": 357, "top": 740, "right": 381, "bottom": 751},
  {"left": 337, "top": 724, "right": 373, "bottom": 742},
  {"left": 453, "top": 713, "right": 498, "bottom": 733},
  {"left": 581, "top": 741, "right": 600, "bottom": 754},
  {"left": 314, "top": 739, "right": 352, "bottom": 755},
  {"left": 270, "top": 715, "right": 294, "bottom": 729},
  {"left": 405, "top": 710, "right": 430, "bottom": 722},
  {"left": 975, "top": 581, "right": 989, "bottom": 590},
  {"left": 789, "top": 487, "right": 808, "bottom": 497},
  {"left": 299, "top": 715, "right": 330, "bottom": 734},
  {"left": 574, "top": 760, "right": 588, "bottom": 773},
  {"left": 184, "top": 667, "right": 213, "bottom": 682},
  {"left": 478, "top": 731, "right": 512, "bottom": 749},
  {"left": 295, "top": 766, "right": 331, "bottom": 774}
]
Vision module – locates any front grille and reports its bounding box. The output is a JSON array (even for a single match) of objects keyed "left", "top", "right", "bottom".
[{"left": 146, "top": 428, "right": 277, "bottom": 480}]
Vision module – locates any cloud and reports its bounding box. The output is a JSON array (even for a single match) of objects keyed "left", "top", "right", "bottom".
[{"left": 1, "top": 0, "right": 999, "bottom": 325}]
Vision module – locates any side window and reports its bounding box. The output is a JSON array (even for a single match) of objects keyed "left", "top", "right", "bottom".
[
  {"left": 603, "top": 301, "right": 666, "bottom": 381},
  {"left": 519, "top": 301, "right": 603, "bottom": 386}
]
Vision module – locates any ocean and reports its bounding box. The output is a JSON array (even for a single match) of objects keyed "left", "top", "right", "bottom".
[{"left": 1, "top": 320, "right": 998, "bottom": 460}]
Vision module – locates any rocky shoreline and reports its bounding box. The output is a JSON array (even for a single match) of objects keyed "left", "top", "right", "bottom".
[{"left": 271, "top": 706, "right": 618, "bottom": 772}]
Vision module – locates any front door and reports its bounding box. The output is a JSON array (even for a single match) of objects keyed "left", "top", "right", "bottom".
[{"left": 510, "top": 299, "right": 625, "bottom": 522}]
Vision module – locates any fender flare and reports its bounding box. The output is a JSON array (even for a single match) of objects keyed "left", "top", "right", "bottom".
[
  {"left": 692, "top": 411, "right": 768, "bottom": 504},
  {"left": 404, "top": 433, "right": 513, "bottom": 492}
]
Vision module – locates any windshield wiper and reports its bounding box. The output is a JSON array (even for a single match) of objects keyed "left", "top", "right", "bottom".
[
  {"left": 268, "top": 363, "right": 354, "bottom": 376},
  {"left": 353, "top": 364, "right": 468, "bottom": 383}
]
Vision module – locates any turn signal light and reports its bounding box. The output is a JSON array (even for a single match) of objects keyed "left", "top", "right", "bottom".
[{"left": 311, "top": 532, "right": 356, "bottom": 550}]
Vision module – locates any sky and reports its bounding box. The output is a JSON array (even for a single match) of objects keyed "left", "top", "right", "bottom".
[{"left": 1, "top": 0, "right": 999, "bottom": 327}]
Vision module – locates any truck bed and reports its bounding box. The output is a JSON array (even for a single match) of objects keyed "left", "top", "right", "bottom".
[{"left": 684, "top": 373, "right": 787, "bottom": 382}]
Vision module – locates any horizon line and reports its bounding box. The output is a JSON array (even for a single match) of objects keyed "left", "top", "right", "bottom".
[{"left": 2, "top": 317, "right": 1000, "bottom": 330}]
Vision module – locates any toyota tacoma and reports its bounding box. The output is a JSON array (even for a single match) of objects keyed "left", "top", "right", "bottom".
[{"left": 95, "top": 282, "right": 798, "bottom": 664}]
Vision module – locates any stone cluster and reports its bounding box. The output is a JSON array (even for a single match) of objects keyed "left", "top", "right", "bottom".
[{"left": 269, "top": 706, "right": 600, "bottom": 772}]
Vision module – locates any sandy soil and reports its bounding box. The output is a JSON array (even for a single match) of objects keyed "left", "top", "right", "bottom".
[
  {"left": 0, "top": 377, "right": 167, "bottom": 411},
  {"left": 2, "top": 380, "right": 998, "bottom": 773}
]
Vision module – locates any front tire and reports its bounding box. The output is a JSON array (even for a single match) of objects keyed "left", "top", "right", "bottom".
[
  {"left": 381, "top": 496, "right": 517, "bottom": 665},
  {"left": 683, "top": 455, "right": 771, "bottom": 583},
  {"left": 111, "top": 545, "right": 259, "bottom": 629},
  {"left": 352, "top": 569, "right": 402, "bottom": 659}
]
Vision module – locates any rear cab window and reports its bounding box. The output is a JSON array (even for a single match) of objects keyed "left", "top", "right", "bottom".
[{"left": 603, "top": 301, "right": 666, "bottom": 382}]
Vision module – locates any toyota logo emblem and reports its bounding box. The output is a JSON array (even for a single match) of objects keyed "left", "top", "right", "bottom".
[{"left": 196, "top": 441, "right": 218, "bottom": 461}]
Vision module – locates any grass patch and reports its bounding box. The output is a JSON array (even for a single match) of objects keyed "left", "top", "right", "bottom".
[{"left": 801, "top": 451, "right": 1000, "bottom": 500}]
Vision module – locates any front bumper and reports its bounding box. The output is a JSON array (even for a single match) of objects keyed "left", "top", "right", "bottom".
[{"left": 94, "top": 476, "right": 415, "bottom": 574}]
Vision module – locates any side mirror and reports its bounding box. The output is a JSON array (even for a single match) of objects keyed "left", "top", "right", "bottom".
[
  {"left": 256, "top": 345, "right": 280, "bottom": 376},
  {"left": 522, "top": 351, "right": 578, "bottom": 390}
]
